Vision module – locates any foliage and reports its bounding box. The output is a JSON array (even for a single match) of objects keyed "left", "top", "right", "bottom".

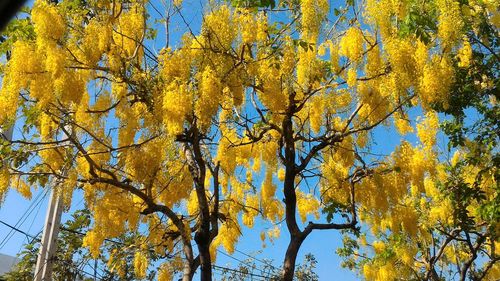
[
  {"left": 216, "top": 253, "right": 318, "bottom": 281},
  {"left": 336, "top": 0, "right": 499, "bottom": 280},
  {"left": 2, "top": 209, "right": 148, "bottom": 281},
  {"left": 0, "top": 0, "right": 497, "bottom": 280}
]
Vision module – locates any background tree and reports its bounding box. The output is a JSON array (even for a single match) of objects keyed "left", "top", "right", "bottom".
[
  {"left": 216, "top": 253, "right": 319, "bottom": 281},
  {"left": 3, "top": 209, "right": 153, "bottom": 281},
  {"left": 336, "top": 0, "right": 499, "bottom": 280}
]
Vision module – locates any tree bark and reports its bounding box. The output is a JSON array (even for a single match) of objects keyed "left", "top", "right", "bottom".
[
  {"left": 281, "top": 92, "right": 302, "bottom": 281},
  {"left": 183, "top": 127, "right": 213, "bottom": 281},
  {"left": 181, "top": 235, "right": 197, "bottom": 281},
  {"left": 282, "top": 235, "right": 304, "bottom": 281},
  {"left": 195, "top": 233, "right": 212, "bottom": 281},
  {"left": 182, "top": 259, "right": 195, "bottom": 281}
]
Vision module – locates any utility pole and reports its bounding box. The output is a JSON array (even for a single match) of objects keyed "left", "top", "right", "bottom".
[
  {"left": 34, "top": 125, "right": 72, "bottom": 281},
  {"left": 34, "top": 186, "right": 64, "bottom": 281},
  {"left": 0, "top": 126, "right": 13, "bottom": 141}
]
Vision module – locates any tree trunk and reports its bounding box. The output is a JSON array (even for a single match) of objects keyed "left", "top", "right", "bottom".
[
  {"left": 197, "top": 239, "right": 212, "bottom": 281},
  {"left": 182, "top": 262, "right": 195, "bottom": 281},
  {"left": 182, "top": 243, "right": 196, "bottom": 281},
  {"left": 282, "top": 236, "right": 304, "bottom": 281},
  {"left": 281, "top": 94, "right": 302, "bottom": 281}
]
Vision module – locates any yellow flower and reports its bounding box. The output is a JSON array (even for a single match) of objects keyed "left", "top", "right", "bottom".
[
  {"left": 339, "top": 27, "right": 364, "bottom": 62},
  {"left": 457, "top": 39, "right": 473, "bottom": 67},
  {"left": 134, "top": 251, "right": 148, "bottom": 279}
]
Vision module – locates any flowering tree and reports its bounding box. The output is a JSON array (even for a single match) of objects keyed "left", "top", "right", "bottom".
[
  {"left": 337, "top": 1, "right": 499, "bottom": 279},
  {"left": 0, "top": 0, "right": 497, "bottom": 280}
]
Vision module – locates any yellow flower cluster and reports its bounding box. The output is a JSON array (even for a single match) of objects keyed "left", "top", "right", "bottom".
[
  {"left": 212, "top": 221, "right": 241, "bottom": 254},
  {"left": 339, "top": 27, "right": 365, "bottom": 63},
  {"left": 357, "top": 81, "right": 389, "bottom": 124},
  {"left": 13, "top": 177, "right": 32, "bottom": 200},
  {"left": 363, "top": 262, "right": 397, "bottom": 281},
  {"left": 394, "top": 112, "right": 413, "bottom": 135},
  {"left": 134, "top": 251, "right": 148, "bottom": 279},
  {"left": 372, "top": 240, "right": 386, "bottom": 253},
  {"left": 416, "top": 111, "right": 439, "bottom": 149},
  {"left": 32, "top": 1, "right": 66, "bottom": 43},
  {"left": 328, "top": 40, "right": 340, "bottom": 73},
  {"left": 0, "top": 40, "right": 39, "bottom": 123},
  {"left": 297, "top": 45, "right": 321, "bottom": 87},
  {"left": 257, "top": 56, "right": 288, "bottom": 112},
  {"left": 114, "top": 3, "right": 145, "bottom": 57},
  {"left": 346, "top": 68, "right": 357, "bottom": 87},
  {"left": 0, "top": 167, "right": 11, "bottom": 203},
  {"left": 384, "top": 38, "right": 417, "bottom": 89},
  {"left": 296, "top": 191, "right": 320, "bottom": 223},
  {"left": 437, "top": 0, "right": 464, "bottom": 48},
  {"left": 236, "top": 9, "right": 256, "bottom": 44},
  {"left": 300, "top": 0, "right": 329, "bottom": 42},
  {"left": 457, "top": 39, "right": 473, "bottom": 68},
  {"left": 262, "top": 198, "right": 284, "bottom": 223},
  {"left": 82, "top": 230, "right": 105, "bottom": 258},
  {"left": 428, "top": 198, "right": 454, "bottom": 225},
  {"left": 419, "top": 56, "right": 454, "bottom": 108},
  {"left": 157, "top": 263, "right": 172, "bottom": 281},
  {"left": 195, "top": 66, "right": 221, "bottom": 129},
  {"left": 163, "top": 83, "right": 193, "bottom": 135},
  {"left": 242, "top": 194, "right": 260, "bottom": 228},
  {"left": 256, "top": 13, "right": 268, "bottom": 43},
  {"left": 81, "top": 18, "right": 112, "bottom": 66},
  {"left": 365, "top": 46, "right": 382, "bottom": 77},
  {"left": 202, "top": 5, "right": 236, "bottom": 49}
]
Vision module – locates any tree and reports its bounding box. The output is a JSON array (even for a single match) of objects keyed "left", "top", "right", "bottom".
[
  {"left": 0, "top": 0, "right": 495, "bottom": 280},
  {"left": 336, "top": 0, "right": 499, "bottom": 280},
  {"left": 3, "top": 209, "right": 148, "bottom": 281},
  {"left": 216, "top": 253, "right": 319, "bottom": 281}
]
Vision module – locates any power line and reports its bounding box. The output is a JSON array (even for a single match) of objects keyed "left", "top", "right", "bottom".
[
  {"left": 234, "top": 248, "right": 279, "bottom": 270},
  {"left": 26, "top": 194, "right": 46, "bottom": 239},
  {"left": 0, "top": 189, "right": 48, "bottom": 249},
  {"left": 217, "top": 249, "right": 271, "bottom": 277},
  {"left": 0, "top": 192, "right": 41, "bottom": 247},
  {"left": 217, "top": 248, "right": 281, "bottom": 278},
  {"left": 0, "top": 218, "right": 276, "bottom": 280},
  {"left": 212, "top": 264, "right": 269, "bottom": 280},
  {"left": 52, "top": 257, "right": 105, "bottom": 281},
  {"left": 0, "top": 220, "right": 38, "bottom": 240},
  {"left": 0, "top": 218, "right": 104, "bottom": 280},
  {"left": 0, "top": 217, "right": 124, "bottom": 247}
]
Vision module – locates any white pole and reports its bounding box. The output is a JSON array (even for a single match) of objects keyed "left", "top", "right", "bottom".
[
  {"left": 34, "top": 125, "right": 71, "bottom": 281},
  {"left": 34, "top": 188, "right": 60, "bottom": 281},
  {"left": 0, "top": 126, "right": 13, "bottom": 141},
  {"left": 41, "top": 188, "right": 64, "bottom": 280}
]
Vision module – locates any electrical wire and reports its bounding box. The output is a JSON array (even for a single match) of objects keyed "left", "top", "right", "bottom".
[
  {"left": 0, "top": 189, "right": 47, "bottom": 249},
  {"left": 0, "top": 220, "right": 37, "bottom": 240},
  {"left": 212, "top": 264, "right": 269, "bottom": 280},
  {"left": 0, "top": 218, "right": 277, "bottom": 280},
  {"left": 234, "top": 248, "right": 279, "bottom": 270},
  {"left": 217, "top": 249, "right": 272, "bottom": 277}
]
